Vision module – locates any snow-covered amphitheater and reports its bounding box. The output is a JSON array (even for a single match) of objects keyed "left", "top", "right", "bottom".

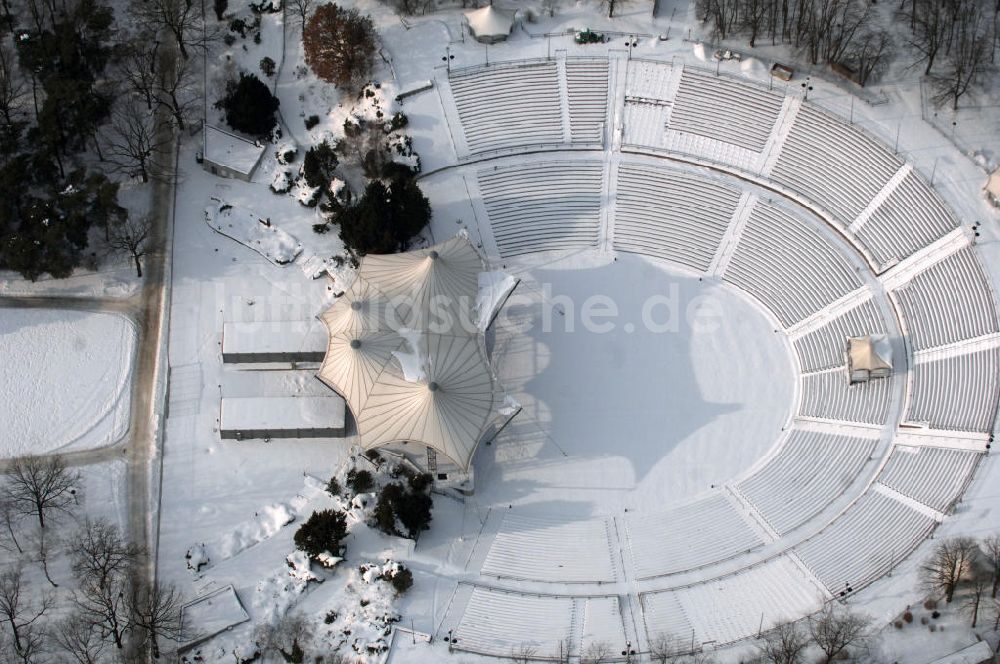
[{"left": 411, "top": 54, "right": 998, "bottom": 660}]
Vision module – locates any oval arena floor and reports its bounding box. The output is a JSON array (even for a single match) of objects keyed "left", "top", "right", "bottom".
[{"left": 410, "top": 54, "right": 999, "bottom": 660}]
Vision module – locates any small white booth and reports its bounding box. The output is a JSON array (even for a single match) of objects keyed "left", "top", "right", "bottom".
[
  {"left": 464, "top": 5, "right": 515, "bottom": 44},
  {"left": 846, "top": 335, "right": 893, "bottom": 385}
]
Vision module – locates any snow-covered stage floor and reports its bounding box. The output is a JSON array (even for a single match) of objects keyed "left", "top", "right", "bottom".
[{"left": 480, "top": 251, "right": 795, "bottom": 511}]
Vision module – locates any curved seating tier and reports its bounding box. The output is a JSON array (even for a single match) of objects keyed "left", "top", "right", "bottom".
[
  {"left": 736, "top": 430, "right": 875, "bottom": 535},
  {"left": 907, "top": 347, "right": 1000, "bottom": 433},
  {"left": 481, "top": 513, "right": 618, "bottom": 583},
  {"left": 668, "top": 69, "right": 784, "bottom": 152},
  {"left": 793, "top": 490, "right": 936, "bottom": 593},
  {"left": 792, "top": 299, "right": 887, "bottom": 372},
  {"left": 878, "top": 446, "right": 979, "bottom": 513},
  {"left": 799, "top": 368, "right": 893, "bottom": 424},
  {"left": 478, "top": 161, "right": 603, "bottom": 257},
  {"left": 771, "top": 104, "right": 903, "bottom": 227},
  {"left": 613, "top": 164, "right": 741, "bottom": 272},
  {"left": 640, "top": 556, "right": 823, "bottom": 649},
  {"left": 855, "top": 171, "right": 959, "bottom": 268},
  {"left": 892, "top": 247, "right": 998, "bottom": 352},
  {"left": 724, "top": 201, "right": 863, "bottom": 327},
  {"left": 566, "top": 59, "right": 609, "bottom": 143},
  {"left": 453, "top": 587, "right": 574, "bottom": 658},
  {"left": 624, "top": 494, "right": 763, "bottom": 579},
  {"left": 450, "top": 63, "right": 563, "bottom": 154}
]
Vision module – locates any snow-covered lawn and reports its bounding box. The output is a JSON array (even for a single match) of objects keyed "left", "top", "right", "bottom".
[
  {"left": 0, "top": 309, "right": 136, "bottom": 457},
  {"left": 206, "top": 198, "right": 304, "bottom": 265}
]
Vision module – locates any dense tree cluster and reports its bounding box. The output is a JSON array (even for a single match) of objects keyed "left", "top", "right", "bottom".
[
  {"left": 0, "top": 460, "right": 182, "bottom": 662},
  {"left": 0, "top": 0, "right": 123, "bottom": 279},
  {"left": 696, "top": 0, "right": 893, "bottom": 85},
  {"left": 373, "top": 468, "right": 433, "bottom": 539},
  {"left": 303, "top": 3, "right": 377, "bottom": 90},
  {"left": 909, "top": 0, "right": 997, "bottom": 109},
  {"left": 337, "top": 173, "right": 430, "bottom": 256},
  {"left": 696, "top": 0, "right": 998, "bottom": 103},
  {"left": 0, "top": 0, "right": 191, "bottom": 279}
]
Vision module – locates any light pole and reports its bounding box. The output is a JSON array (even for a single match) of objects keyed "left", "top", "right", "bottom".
[
  {"left": 442, "top": 46, "right": 454, "bottom": 73},
  {"left": 801, "top": 78, "right": 813, "bottom": 101},
  {"left": 625, "top": 35, "right": 637, "bottom": 61}
]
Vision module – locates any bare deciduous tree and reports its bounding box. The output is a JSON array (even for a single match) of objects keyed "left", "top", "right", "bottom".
[
  {"left": 509, "top": 644, "right": 538, "bottom": 664},
  {"left": 53, "top": 614, "right": 107, "bottom": 664},
  {"left": 981, "top": 534, "right": 1000, "bottom": 599},
  {"left": 582, "top": 640, "right": 613, "bottom": 664},
  {"left": 3, "top": 456, "right": 79, "bottom": 529},
  {"left": 0, "top": 41, "right": 26, "bottom": 131},
  {"left": 808, "top": 605, "right": 871, "bottom": 663},
  {"left": 103, "top": 102, "right": 168, "bottom": 184},
  {"left": 757, "top": 622, "right": 809, "bottom": 664},
  {"left": 72, "top": 570, "right": 132, "bottom": 651},
  {"left": 922, "top": 537, "right": 979, "bottom": 602},
  {"left": 0, "top": 568, "right": 54, "bottom": 657},
  {"left": 129, "top": 580, "right": 184, "bottom": 659},
  {"left": 287, "top": 0, "right": 316, "bottom": 28},
  {"left": 852, "top": 29, "right": 894, "bottom": 86},
  {"left": 0, "top": 497, "right": 23, "bottom": 554},
  {"left": 255, "top": 613, "right": 313, "bottom": 663},
  {"left": 28, "top": 527, "right": 59, "bottom": 588},
  {"left": 68, "top": 520, "right": 143, "bottom": 591},
  {"left": 109, "top": 214, "right": 152, "bottom": 278},
  {"left": 650, "top": 633, "right": 685, "bottom": 663},
  {"left": 963, "top": 560, "right": 991, "bottom": 628},
  {"left": 130, "top": 0, "right": 207, "bottom": 60},
  {"left": 932, "top": 6, "right": 995, "bottom": 110},
  {"left": 119, "top": 42, "right": 161, "bottom": 113}
]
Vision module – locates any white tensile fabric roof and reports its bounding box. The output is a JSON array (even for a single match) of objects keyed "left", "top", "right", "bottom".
[
  {"left": 464, "top": 6, "right": 514, "bottom": 39},
  {"left": 317, "top": 234, "right": 499, "bottom": 470}
]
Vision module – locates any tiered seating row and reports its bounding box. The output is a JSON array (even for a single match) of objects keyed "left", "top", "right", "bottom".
[
  {"left": 893, "top": 247, "right": 998, "bottom": 352},
  {"left": 481, "top": 513, "right": 618, "bottom": 583},
  {"left": 613, "top": 164, "right": 741, "bottom": 272},
  {"left": 724, "top": 202, "right": 863, "bottom": 327},
  {"left": 799, "top": 368, "right": 893, "bottom": 425},
  {"left": 450, "top": 63, "right": 564, "bottom": 154},
  {"left": 624, "top": 494, "right": 763, "bottom": 579},
  {"left": 792, "top": 299, "right": 887, "bottom": 372},
  {"left": 878, "top": 446, "right": 980, "bottom": 513},
  {"left": 453, "top": 587, "right": 574, "bottom": 658},
  {"left": 623, "top": 102, "right": 668, "bottom": 148},
  {"left": 581, "top": 597, "right": 627, "bottom": 656},
  {"left": 736, "top": 430, "right": 875, "bottom": 535},
  {"left": 856, "top": 171, "right": 959, "bottom": 267},
  {"left": 566, "top": 60, "right": 609, "bottom": 144},
  {"left": 625, "top": 60, "right": 674, "bottom": 100},
  {"left": 794, "top": 491, "right": 936, "bottom": 592},
  {"left": 906, "top": 347, "right": 1000, "bottom": 433},
  {"left": 478, "top": 162, "right": 603, "bottom": 257},
  {"left": 642, "top": 556, "right": 823, "bottom": 649},
  {"left": 668, "top": 69, "right": 784, "bottom": 152},
  {"left": 771, "top": 104, "right": 903, "bottom": 226}
]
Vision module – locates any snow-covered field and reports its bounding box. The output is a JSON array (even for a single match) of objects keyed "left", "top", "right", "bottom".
[{"left": 0, "top": 308, "right": 136, "bottom": 457}]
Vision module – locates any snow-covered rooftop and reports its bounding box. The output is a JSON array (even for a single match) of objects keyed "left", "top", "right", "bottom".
[
  {"left": 222, "top": 320, "right": 327, "bottom": 358},
  {"left": 220, "top": 395, "right": 345, "bottom": 433},
  {"left": 203, "top": 125, "right": 266, "bottom": 176}
]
